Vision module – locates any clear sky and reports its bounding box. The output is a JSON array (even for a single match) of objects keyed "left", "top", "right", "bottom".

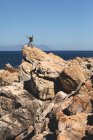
[{"left": 0, "top": 0, "right": 93, "bottom": 50}]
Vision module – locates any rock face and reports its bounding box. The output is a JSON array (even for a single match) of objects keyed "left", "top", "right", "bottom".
[
  {"left": 0, "top": 82, "right": 43, "bottom": 139},
  {"left": 22, "top": 45, "right": 65, "bottom": 79},
  {"left": 0, "top": 44, "right": 93, "bottom": 140},
  {"left": 21, "top": 45, "right": 66, "bottom": 100}
]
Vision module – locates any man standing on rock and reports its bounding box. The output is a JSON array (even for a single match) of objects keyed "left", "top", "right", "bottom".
[{"left": 27, "top": 35, "right": 33, "bottom": 47}]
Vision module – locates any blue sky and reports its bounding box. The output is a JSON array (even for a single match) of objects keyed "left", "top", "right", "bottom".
[{"left": 0, "top": 0, "right": 93, "bottom": 50}]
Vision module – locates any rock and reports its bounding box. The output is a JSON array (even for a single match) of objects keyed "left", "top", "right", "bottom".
[
  {"left": 4, "top": 63, "right": 19, "bottom": 73},
  {"left": 22, "top": 45, "right": 47, "bottom": 63},
  {"left": 53, "top": 97, "right": 74, "bottom": 113},
  {"left": 0, "top": 82, "right": 43, "bottom": 139},
  {"left": 67, "top": 57, "right": 93, "bottom": 79},
  {"left": 15, "top": 126, "right": 34, "bottom": 140},
  {"left": 59, "top": 65, "right": 85, "bottom": 93},
  {"left": 22, "top": 45, "right": 65, "bottom": 79},
  {"left": 57, "top": 134, "right": 67, "bottom": 140},
  {"left": 0, "top": 45, "right": 93, "bottom": 139},
  {"left": 19, "top": 60, "right": 32, "bottom": 81},
  {"left": 68, "top": 95, "right": 92, "bottom": 115},
  {"left": 54, "top": 91, "right": 67, "bottom": 103},
  {"left": 32, "top": 134, "right": 43, "bottom": 140},
  {"left": 30, "top": 72, "right": 55, "bottom": 100},
  {"left": 56, "top": 112, "right": 93, "bottom": 140},
  {"left": 20, "top": 60, "right": 32, "bottom": 74},
  {"left": 21, "top": 45, "right": 66, "bottom": 100},
  {"left": 0, "top": 70, "right": 19, "bottom": 86}
]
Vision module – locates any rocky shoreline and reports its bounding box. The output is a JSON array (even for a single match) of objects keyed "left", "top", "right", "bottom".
[{"left": 0, "top": 45, "right": 93, "bottom": 140}]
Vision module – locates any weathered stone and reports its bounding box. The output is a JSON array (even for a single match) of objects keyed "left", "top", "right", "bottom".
[
  {"left": 56, "top": 112, "right": 92, "bottom": 140},
  {"left": 22, "top": 45, "right": 65, "bottom": 79},
  {"left": 0, "top": 83, "right": 43, "bottom": 139},
  {"left": 0, "top": 70, "right": 19, "bottom": 86},
  {"left": 15, "top": 126, "right": 34, "bottom": 140},
  {"left": 68, "top": 95, "right": 92, "bottom": 115},
  {"left": 59, "top": 65, "right": 85, "bottom": 93},
  {"left": 54, "top": 91, "right": 67, "bottom": 103},
  {"left": 19, "top": 60, "right": 32, "bottom": 81},
  {"left": 0, "top": 45, "right": 93, "bottom": 140},
  {"left": 4, "top": 63, "right": 19, "bottom": 73},
  {"left": 30, "top": 72, "right": 55, "bottom": 100}
]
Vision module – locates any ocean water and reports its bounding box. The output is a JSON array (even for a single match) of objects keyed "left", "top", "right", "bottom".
[
  {"left": 0, "top": 51, "right": 22, "bottom": 69},
  {"left": 0, "top": 51, "right": 93, "bottom": 69}
]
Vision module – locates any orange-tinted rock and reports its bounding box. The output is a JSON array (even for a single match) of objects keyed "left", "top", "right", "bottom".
[
  {"left": 68, "top": 95, "right": 92, "bottom": 114},
  {"left": 30, "top": 72, "right": 55, "bottom": 100},
  {"left": 22, "top": 45, "right": 65, "bottom": 79},
  {"left": 19, "top": 60, "right": 32, "bottom": 81},
  {"left": 59, "top": 65, "right": 85, "bottom": 93},
  {"left": 21, "top": 45, "right": 66, "bottom": 99},
  {"left": 0, "top": 70, "right": 19, "bottom": 86},
  {"left": 4, "top": 63, "right": 19, "bottom": 73},
  {"left": 56, "top": 112, "right": 90, "bottom": 140}
]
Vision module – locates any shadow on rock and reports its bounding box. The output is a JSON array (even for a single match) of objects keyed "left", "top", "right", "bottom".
[
  {"left": 82, "top": 131, "right": 93, "bottom": 140},
  {"left": 45, "top": 133, "right": 57, "bottom": 140}
]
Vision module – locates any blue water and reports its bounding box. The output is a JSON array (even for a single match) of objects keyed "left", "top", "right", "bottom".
[
  {"left": 0, "top": 51, "right": 93, "bottom": 69},
  {"left": 49, "top": 51, "right": 93, "bottom": 60},
  {"left": 0, "top": 51, "right": 22, "bottom": 69}
]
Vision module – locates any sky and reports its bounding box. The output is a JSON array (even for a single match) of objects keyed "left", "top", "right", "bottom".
[{"left": 0, "top": 0, "right": 93, "bottom": 50}]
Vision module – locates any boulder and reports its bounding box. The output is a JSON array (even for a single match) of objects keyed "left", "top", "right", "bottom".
[
  {"left": 30, "top": 72, "right": 55, "bottom": 100},
  {"left": 19, "top": 60, "right": 32, "bottom": 81},
  {"left": 4, "top": 63, "right": 19, "bottom": 73},
  {"left": 21, "top": 45, "right": 66, "bottom": 100},
  {"left": 68, "top": 95, "right": 92, "bottom": 115},
  {"left": 56, "top": 112, "right": 93, "bottom": 140},
  {"left": 22, "top": 45, "right": 65, "bottom": 79},
  {"left": 54, "top": 91, "right": 67, "bottom": 103},
  {"left": 0, "top": 70, "right": 19, "bottom": 86},
  {"left": 59, "top": 65, "right": 85, "bottom": 93}
]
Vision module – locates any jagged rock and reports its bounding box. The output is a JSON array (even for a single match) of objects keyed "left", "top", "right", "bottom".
[
  {"left": 53, "top": 97, "right": 74, "bottom": 114},
  {"left": 67, "top": 57, "right": 93, "bottom": 79},
  {"left": 15, "top": 126, "right": 34, "bottom": 140},
  {"left": 68, "top": 95, "right": 92, "bottom": 115},
  {"left": 30, "top": 72, "right": 55, "bottom": 100},
  {"left": 0, "top": 70, "right": 19, "bottom": 86},
  {"left": 4, "top": 63, "right": 19, "bottom": 73},
  {"left": 20, "top": 60, "right": 32, "bottom": 74},
  {"left": 0, "top": 45, "right": 93, "bottom": 140},
  {"left": 56, "top": 112, "right": 93, "bottom": 140},
  {"left": 59, "top": 65, "right": 85, "bottom": 93},
  {"left": 19, "top": 60, "right": 32, "bottom": 81},
  {"left": 22, "top": 45, "right": 65, "bottom": 79},
  {"left": 0, "top": 82, "right": 43, "bottom": 139},
  {"left": 21, "top": 45, "right": 66, "bottom": 100},
  {"left": 54, "top": 91, "right": 67, "bottom": 103}
]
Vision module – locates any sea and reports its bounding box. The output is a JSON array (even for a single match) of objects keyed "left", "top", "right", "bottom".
[{"left": 0, "top": 51, "right": 93, "bottom": 69}]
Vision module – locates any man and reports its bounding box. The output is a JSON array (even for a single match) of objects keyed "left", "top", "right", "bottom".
[{"left": 27, "top": 35, "right": 33, "bottom": 47}]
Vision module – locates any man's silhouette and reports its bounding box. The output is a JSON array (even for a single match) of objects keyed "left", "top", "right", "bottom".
[{"left": 27, "top": 35, "right": 33, "bottom": 47}]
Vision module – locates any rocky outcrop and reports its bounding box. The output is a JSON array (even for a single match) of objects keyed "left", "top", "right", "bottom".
[
  {"left": 22, "top": 45, "right": 65, "bottom": 79},
  {"left": 0, "top": 44, "right": 93, "bottom": 140},
  {"left": 21, "top": 45, "right": 66, "bottom": 100}
]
